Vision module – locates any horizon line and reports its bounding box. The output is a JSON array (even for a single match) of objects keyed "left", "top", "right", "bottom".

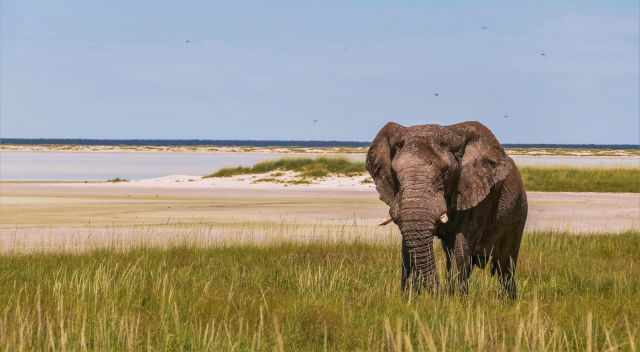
[{"left": 1, "top": 138, "right": 639, "bottom": 149}]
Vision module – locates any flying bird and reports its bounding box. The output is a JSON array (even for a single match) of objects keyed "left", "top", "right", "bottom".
[
  {"left": 185, "top": 40, "right": 192, "bottom": 44},
  {"left": 481, "top": 26, "right": 488, "bottom": 30},
  {"left": 433, "top": 93, "right": 440, "bottom": 97},
  {"left": 504, "top": 114, "right": 510, "bottom": 119},
  {"left": 540, "top": 51, "right": 546, "bottom": 57},
  {"left": 313, "top": 119, "right": 319, "bottom": 124}
]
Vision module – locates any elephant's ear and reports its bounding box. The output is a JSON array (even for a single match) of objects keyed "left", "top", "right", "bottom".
[
  {"left": 366, "top": 122, "right": 405, "bottom": 206},
  {"left": 450, "top": 121, "right": 512, "bottom": 210}
]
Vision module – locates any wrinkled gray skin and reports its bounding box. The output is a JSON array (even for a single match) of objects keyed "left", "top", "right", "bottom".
[{"left": 367, "top": 121, "right": 527, "bottom": 299}]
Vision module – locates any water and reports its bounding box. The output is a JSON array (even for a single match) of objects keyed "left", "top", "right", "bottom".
[
  {"left": 0, "top": 151, "right": 637, "bottom": 181},
  {"left": 1, "top": 138, "right": 638, "bottom": 150},
  {"left": 0, "top": 151, "right": 362, "bottom": 181},
  {"left": 0, "top": 139, "right": 370, "bottom": 148}
]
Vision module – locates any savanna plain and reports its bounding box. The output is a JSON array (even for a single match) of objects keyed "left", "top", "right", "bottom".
[{"left": 0, "top": 154, "right": 639, "bottom": 351}]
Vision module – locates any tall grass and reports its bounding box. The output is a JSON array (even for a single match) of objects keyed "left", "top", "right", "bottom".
[{"left": 0, "top": 231, "right": 638, "bottom": 351}]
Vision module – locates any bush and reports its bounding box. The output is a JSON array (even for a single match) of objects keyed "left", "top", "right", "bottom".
[
  {"left": 205, "top": 157, "right": 366, "bottom": 178},
  {"left": 106, "top": 177, "right": 128, "bottom": 183}
]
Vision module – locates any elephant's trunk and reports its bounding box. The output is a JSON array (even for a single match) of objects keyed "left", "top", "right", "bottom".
[
  {"left": 396, "top": 167, "right": 447, "bottom": 293},
  {"left": 399, "top": 202, "right": 439, "bottom": 292}
]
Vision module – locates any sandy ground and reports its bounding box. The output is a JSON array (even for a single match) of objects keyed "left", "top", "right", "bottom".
[
  {"left": 128, "top": 173, "right": 377, "bottom": 190},
  {"left": 1, "top": 179, "right": 638, "bottom": 252}
]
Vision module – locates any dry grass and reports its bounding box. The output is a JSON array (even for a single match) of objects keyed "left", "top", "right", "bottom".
[{"left": 0, "top": 225, "right": 637, "bottom": 351}]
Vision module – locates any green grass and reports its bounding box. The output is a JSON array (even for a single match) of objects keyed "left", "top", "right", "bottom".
[
  {"left": 506, "top": 148, "right": 640, "bottom": 157},
  {"left": 205, "top": 157, "right": 365, "bottom": 178},
  {"left": 0, "top": 231, "right": 638, "bottom": 351},
  {"left": 521, "top": 167, "right": 640, "bottom": 193}
]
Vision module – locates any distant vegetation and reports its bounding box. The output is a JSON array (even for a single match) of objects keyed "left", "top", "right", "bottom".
[
  {"left": 0, "top": 231, "right": 637, "bottom": 350},
  {"left": 253, "top": 177, "right": 311, "bottom": 185},
  {"left": 361, "top": 177, "right": 374, "bottom": 184},
  {"left": 205, "top": 157, "right": 365, "bottom": 178},
  {"left": 507, "top": 148, "right": 640, "bottom": 157},
  {"left": 521, "top": 167, "right": 640, "bottom": 193},
  {"left": 206, "top": 157, "right": 639, "bottom": 193},
  {"left": 106, "top": 177, "right": 128, "bottom": 183}
]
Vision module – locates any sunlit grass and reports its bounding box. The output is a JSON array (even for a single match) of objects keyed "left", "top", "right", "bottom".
[{"left": 0, "top": 229, "right": 638, "bottom": 351}]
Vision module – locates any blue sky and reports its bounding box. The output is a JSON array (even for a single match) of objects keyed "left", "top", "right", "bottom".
[{"left": 1, "top": 1, "right": 638, "bottom": 143}]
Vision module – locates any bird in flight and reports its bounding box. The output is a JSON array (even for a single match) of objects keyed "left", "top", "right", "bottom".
[
  {"left": 481, "top": 26, "right": 488, "bottom": 30},
  {"left": 540, "top": 51, "right": 546, "bottom": 57},
  {"left": 185, "top": 40, "right": 192, "bottom": 44},
  {"left": 433, "top": 93, "right": 440, "bottom": 97},
  {"left": 313, "top": 119, "right": 319, "bottom": 124},
  {"left": 504, "top": 114, "right": 510, "bottom": 119}
]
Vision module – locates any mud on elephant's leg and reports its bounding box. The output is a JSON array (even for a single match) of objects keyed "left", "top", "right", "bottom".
[{"left": 443, "top": 233, "right": 473, "bottom": 295}]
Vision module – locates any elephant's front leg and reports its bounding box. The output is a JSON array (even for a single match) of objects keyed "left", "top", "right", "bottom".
[
  {"left": 443, "top": 233, "right": 473, "bottom": 295},
  {"left": 401, "top": 239, "right": 413, "bottom": 292}
]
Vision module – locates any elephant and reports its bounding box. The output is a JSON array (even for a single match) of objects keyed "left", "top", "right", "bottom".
[{"left": 366, "top": 121, "right": 527, "bottom": 299}]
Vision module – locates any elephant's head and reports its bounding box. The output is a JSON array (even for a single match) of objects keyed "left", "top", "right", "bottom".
[{"left": 366, "top": 121, "right": 511, "bottom": 292}]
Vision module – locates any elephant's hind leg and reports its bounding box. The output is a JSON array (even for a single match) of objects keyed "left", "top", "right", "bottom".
[
  {"left": 491, "top": 221, "right": 525, "bottom": 300},
  {"left": 491, "top": 256, "right": 517, "bottom": 300}
]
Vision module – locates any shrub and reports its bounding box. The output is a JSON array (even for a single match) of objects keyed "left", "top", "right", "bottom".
[
  {"left": 106, "top": 177, "right": 128, "bottom": 183},
  {"left": 205, "top": 157, "right": 366, "bottom": 178}
]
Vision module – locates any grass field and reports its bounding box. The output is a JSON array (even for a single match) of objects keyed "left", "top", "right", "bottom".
[
  {"left": 521, "top": 167, "right": 640, "bottom": 193},
  {"left": 1, "top": 230, "right": 638, "bottom": 351}
]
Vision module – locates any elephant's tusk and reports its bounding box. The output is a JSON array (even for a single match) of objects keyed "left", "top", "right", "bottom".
[
  {"left": 379, "top": 217, "right": 394, "bottom": 226},
  {"left": 440, "top": 213, "right": 449, "bottom": 224}
]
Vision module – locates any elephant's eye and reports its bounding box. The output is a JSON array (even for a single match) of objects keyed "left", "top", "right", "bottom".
[{"left": 390, "top": 140, "right": 404, "bottom": 158}]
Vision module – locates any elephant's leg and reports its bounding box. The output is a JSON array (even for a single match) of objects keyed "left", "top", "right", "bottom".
[
  {"left": 443, "top": 233, "right": 473, "bottom": 295},
  {"left": 453, "top": 233, "right": 473, "bottom": 295},
  {"left": 491, "top": 256, "right": 517, "bottom": 300},
  {"left": 490, "top": 223, "right": 523, "bottom": 300},
  {"left": 443, "top": 242, "right": 455, "bottom": 295},
  {"left": 401, "top": 239, "right": 413, "bottom": 292}
]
